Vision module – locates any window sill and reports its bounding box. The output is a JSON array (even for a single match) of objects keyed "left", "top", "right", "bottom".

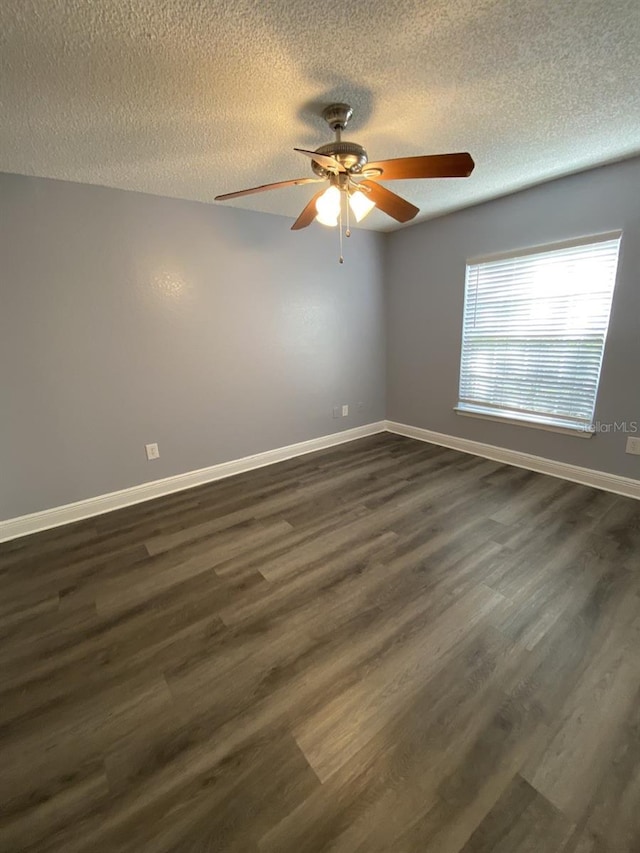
[{"left": 454, "top": 407, "right": 594, "bottom": 439}]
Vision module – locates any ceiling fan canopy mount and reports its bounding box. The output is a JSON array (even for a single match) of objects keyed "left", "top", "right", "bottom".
[{"left": 321, "top": 102, "right": 354, "bottom": 132}]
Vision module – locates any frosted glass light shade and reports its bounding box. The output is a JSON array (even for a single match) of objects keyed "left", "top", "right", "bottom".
[
  {"left": 349, "top": 190, "right": 375, "bottom": 222},
  {"left": 315, "top": 185, "right": 340, "bottom": 227}
]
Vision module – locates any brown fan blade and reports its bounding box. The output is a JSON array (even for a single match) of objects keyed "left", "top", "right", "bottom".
[
  {"left": 291, "top": 190, "right": 325, "bottom": 230},
  {"left": 359, "top": 180, "right": 419, "bottom": 223},
  {"left": 215, "top": 177, "right": 323, "bottom": 201},
  {"left": 364, "top": 153, "right": 475, "bottom": 181},
  {"left": 294, "top": 148, "right": 346, "bottom": 173}
]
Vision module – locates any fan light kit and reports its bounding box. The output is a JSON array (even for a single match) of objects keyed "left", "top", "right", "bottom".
[{"left": 215, "top": 103, "right": 475, "bottom": 262}]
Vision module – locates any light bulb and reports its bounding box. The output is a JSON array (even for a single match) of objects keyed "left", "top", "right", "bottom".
[
  {"left": 315, "top": 185, "right": 341, "bottom": 227},
  {"left": 349, "top": 190, "right": 375, "bottom": 223}
]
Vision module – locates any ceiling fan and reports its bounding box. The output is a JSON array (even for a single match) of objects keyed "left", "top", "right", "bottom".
[{"left": 215, "top": 103, "right": 475, "bottom": 261}]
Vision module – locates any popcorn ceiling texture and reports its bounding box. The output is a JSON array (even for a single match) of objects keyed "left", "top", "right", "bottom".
[{"left": 1, "top": 0, "right": 639, "bottom": 230}]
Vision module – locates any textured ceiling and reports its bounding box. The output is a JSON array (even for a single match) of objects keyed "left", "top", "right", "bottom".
[{"left": 1, "top": 0, "right": 639, "bottom": 231}]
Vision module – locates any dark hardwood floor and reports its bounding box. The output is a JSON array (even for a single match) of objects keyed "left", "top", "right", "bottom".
[{"left": 1, "top": 433, "right": 639, "bottom": 852}]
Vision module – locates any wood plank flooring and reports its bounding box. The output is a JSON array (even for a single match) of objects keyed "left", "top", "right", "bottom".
[{"left": 1, "top": 433, "right": 639, "bottom": 852}]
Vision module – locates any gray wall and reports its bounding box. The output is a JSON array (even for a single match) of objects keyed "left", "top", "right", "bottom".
[
  {"left": 4, "top": 158, "right": 638, "bottom": 522},
  {"left": 0, "top": 174, "right": 386, "bottom": 519},
  {"left": 386, "top": 156, "right": 640, "bottom": 479}
]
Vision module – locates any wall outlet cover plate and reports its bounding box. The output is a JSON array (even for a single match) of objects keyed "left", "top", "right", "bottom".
[
  {"left": 145, "top": 442, "right": 160, "bottom": 460},
  {"left": 626, "top": 436, "right": 640, "bottom": 455}
]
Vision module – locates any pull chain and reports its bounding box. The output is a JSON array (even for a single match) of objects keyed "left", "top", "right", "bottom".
[
  {"left": 345, "top": 188, "right": 351, "bottom": 238},
  {"left": 339, "top": 193, "right": 344, "bottom": 264}
]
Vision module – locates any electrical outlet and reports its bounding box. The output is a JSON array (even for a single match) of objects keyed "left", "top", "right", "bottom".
[
  {"left": 342, "top": 404, "right": 349, "bottom": 417},
  {"left": 626, "top": 436, "right": 640, "bottom": 455},
  {"left": 333, "top": 406, "right": 340, "bottom": 419},
  {"left": 145, "top": 442, "right": 160, "bottom": 460}
]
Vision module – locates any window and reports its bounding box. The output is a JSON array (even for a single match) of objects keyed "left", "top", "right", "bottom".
[{"left": 456, "top": 233, "right": 621, "bottom": 435}]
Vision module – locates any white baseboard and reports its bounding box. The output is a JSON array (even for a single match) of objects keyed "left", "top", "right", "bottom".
[
  {"left": 385, "top": 420, "right": 640, "bottom": 500},
  {"left": 0, "top": 422, "right": 386, "bottom": 543},
  {"left": 4, "top": 418, "right": 637, "bottom": 543}
]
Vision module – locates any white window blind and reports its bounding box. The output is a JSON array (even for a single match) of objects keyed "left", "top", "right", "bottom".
[{"left": 457, "top": 233, "right": 621, "bottom": 433}]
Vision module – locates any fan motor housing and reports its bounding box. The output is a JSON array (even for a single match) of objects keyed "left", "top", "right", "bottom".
[{"left": 311, "top": 141, "right": 368, "bottom": 176}]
